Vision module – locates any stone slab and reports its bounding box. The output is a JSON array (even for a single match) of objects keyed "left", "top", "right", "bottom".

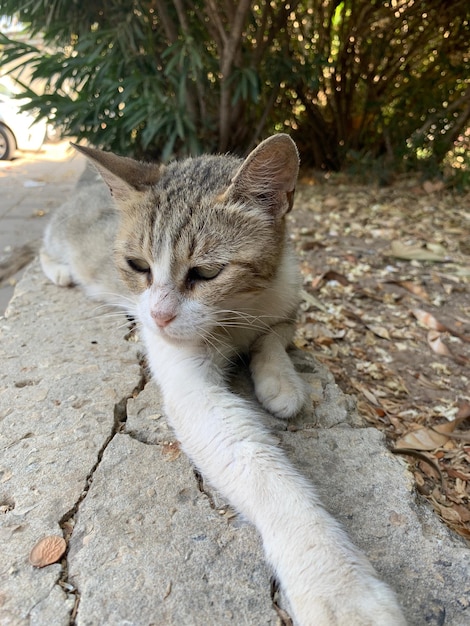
[
  {"left": 0, "top": 262, "right": 140, "bottom": 625},
  {"left": 68, "top": 435, "right": 275, "bottom": 626}
]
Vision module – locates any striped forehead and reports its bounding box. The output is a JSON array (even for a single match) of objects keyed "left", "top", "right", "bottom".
[{"left": 151, "top": 237, "right": 173, "bottom": 285}]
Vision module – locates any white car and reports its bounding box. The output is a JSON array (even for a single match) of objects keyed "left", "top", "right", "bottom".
[{"left": 0, "top": 78, "right": 47, "bottom": 160}]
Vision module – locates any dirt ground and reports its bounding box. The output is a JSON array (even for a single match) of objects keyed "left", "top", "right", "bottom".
[{"left": 289, "top": 171, "right": 470, "bottom": 540}]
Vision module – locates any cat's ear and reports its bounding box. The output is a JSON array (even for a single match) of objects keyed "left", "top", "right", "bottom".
[
  {"left": 71, "top": 143, "right": 162, "bottom": 203},
  {"left": 228, "top": 134, "right": 299, "bottom": 218}
]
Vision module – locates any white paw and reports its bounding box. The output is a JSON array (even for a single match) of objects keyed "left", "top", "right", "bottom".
[
  {"left": 40, "top": 250, "right": 75, "bottom": 287},
  {"left": 251, "top": 360, "right": 306, "bottom": 419},
  {"left": 288, "top": 569, "right": 406, "bottom": 626}
]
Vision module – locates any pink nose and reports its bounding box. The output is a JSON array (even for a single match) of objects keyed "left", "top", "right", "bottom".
[{"left": 151, "top": 311, "right": 176, "bottom": 328}]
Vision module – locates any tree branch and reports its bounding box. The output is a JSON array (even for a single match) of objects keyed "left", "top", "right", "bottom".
[{"left": 153, "top": 0, "right": 178, "bottom": 43}]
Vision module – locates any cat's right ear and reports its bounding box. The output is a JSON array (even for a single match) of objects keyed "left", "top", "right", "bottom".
[
  {"left": 226, "top": 134, "right": 300, "bottom": 219},
  {"left": 71, "top": 143, "right": 162, "bottom": 204}
]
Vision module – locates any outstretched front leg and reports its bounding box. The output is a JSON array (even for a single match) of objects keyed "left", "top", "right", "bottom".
[
  {"left": 250, "top": 322, "right": 307, "bottom": 419},
  {"left": 144, "top": 331, "right": 407, "bottom": 626}
]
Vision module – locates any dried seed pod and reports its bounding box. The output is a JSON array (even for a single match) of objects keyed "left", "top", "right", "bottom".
[{"left": 29, "top": 535, "right": 66, "bottom": 568}]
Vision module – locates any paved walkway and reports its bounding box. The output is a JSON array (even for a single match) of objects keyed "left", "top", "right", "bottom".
[
  {"left": 0, "top": 144, "right": 468, "bottom": 625},
  {"left": 0, "top": 141, "right": 86, "bottom": 314}
]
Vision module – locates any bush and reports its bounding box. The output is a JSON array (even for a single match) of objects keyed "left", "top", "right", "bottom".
[{"left": 1, "top": 0, "right": 469, "bottom": 172}]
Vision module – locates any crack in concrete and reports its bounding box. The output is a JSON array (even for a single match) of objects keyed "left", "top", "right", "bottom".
[
  {"left": 193, "top": 468, "right": 217, "bottom": 510},
  {"left": 56, "top": 362, "right": 147, "bottom": 625},
  {"left": 270, "top": 577, "right": 293, "bottom": 626},
  {"left": 193, "top": 467, "right": 293, "bottom": 624}
]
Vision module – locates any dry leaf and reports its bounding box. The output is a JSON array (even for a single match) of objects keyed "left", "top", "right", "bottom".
[
  {"left": 311, "top": 274, "right": 324, "bottom": 289},
  {"left": 387, "top": 241, "right": 448, "bottom": 262},
  {"left": 432, "top": 421, "right": 459, "bottom": 435},
  {"left": 412, "top": 308, "right": 447, "bottom": 331},
  {"left": 450, "top": 504, "right": 470, "bottom": 523},
  {"left": 443, "top": 430, "right": 470, "bottom": 441},
  {"left": 446, "top": 467, "right": 470, "bottom": 481},
  {"left": 415, "top": 373, "right": 444, "bottom": 390},
  {"left": 350, "top": 378, "right": 381, "bottom": 405},
  {"left": 394, "top": 281, "right": 430, "bottom": 301},
  {"left": 162, "top": 441, "right": 181, "bottom": 461},
  {"left": 365, "top": 324, "right": 391, "bottom": 340},
  {"left": 301, "top": 289, "right": 329, "bottom": 312},
  {"left": 427, "top": 330, "right": 453, "bottom": 357},
  {"left": 395, "top": 410, "right": 470, "bottom": 451},
  {"left": 412, "top": 309, "right": 470, "bottom": 344},
  {"left": 323, "top": 270, "right": 350, "bottom": 286},
  {"left": 456, "top": 402, "right": 470, "bottom": 420},
  {"left": 395, "top": 427, "right": 450, "bottom": 451},
  {"left": 29, "top": 535, "right": 66, "bottom": 568}
]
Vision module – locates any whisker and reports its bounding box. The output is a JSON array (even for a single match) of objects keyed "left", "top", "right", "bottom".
[
  {"left": 73, "top": 287, "right": 137, "bottom": 305},
  {"left": 217, "top": 307, "right": 297, "bottom": 321},
  {"left": 199, "top": 330, "right": 238, "bottom": 367}
]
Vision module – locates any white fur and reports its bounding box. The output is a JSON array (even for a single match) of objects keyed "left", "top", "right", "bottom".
[
  {"left": 250, "top": 328, "right": 307, "bottom": 418},
  {"left": 142, "top": 323, "right": 407, "bottom": 626}
]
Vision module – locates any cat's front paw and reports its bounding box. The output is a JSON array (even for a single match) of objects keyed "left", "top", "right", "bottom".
[
  {"left": 40, "top": 250, "right": 75, "bottom": 287},
  {"left": 290, "top": 571, "right": 406, "bottom": 626},
  {"left": 251, "top": 356, "right": 306, "bottom": 419}
]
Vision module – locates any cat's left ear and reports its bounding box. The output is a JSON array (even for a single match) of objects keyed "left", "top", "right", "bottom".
[
  {"left": 227, "top": 134, "right": 300, "bottom": 218},
  {"left": 71, "top": 143, "right": 162, "bottom": 203}
]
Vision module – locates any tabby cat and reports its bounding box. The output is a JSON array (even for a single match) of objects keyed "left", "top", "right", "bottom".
[{"left": 40, "top": 135, "right": 406, "bottom": 625}]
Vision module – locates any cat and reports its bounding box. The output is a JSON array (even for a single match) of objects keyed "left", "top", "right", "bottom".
[{"left": 40, "top": 134, "right": 406, "bottom": 625}]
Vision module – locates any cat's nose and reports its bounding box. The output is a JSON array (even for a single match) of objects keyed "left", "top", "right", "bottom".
[{"left": 151, "top": 310, "right": 176, "bottom": 328}]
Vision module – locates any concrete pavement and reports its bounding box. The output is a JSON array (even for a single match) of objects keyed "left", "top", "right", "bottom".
[
  {"left": 0, "top": 145, "right": 469, "bottom": 625},
  {"left": 0, "top": 141, "right": 86, "bottom": 314}
]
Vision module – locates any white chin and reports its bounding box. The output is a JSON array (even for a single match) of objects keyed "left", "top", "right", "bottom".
[{"left": 159, "top": 326, "right": 199, "bottom": 343}]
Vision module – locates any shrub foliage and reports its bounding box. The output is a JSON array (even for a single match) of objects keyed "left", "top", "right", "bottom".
[{"left": 1, "top": 0, "right": 469, "bottom": 170}]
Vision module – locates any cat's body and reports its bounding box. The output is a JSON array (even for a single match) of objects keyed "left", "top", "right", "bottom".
[
  {"left": 40, "top": 182, "right": 130, "bottom": 303},
  {"left": 40, "top": 135, "right": 406, "bottom": 625}
]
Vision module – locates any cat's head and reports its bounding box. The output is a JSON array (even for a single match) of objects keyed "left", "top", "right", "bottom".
[{"left": 74, "top": 135, "right": 299, "bottom": 345}]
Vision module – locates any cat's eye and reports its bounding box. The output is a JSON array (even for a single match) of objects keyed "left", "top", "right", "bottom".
[
  {"left": 195, "top": 266, "right": 222, "bottom": 279},
  {"left": 186, "top": 265, "right": 223, "bottom": 286},
  {"left": 127, "top": 257, "right": 151, "bottom": 274}
]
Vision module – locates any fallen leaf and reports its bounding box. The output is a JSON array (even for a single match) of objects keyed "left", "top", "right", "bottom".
[
  {"left": 365, "top": 324, "right": 391, "bottom": 340},
  {"left": 438, "top": 430, "right": 470, "bottom": 442},
  {"left": 323, "top": 270, "right": 350, "bottom": 286},
  {"left": 162, "top": 441, "right": 181, "bottom": 461},
  {"left": 395, "top": 427, "right": 449, "bottom": 451},
  {"left": 395, "top": 409, "right": 470, "bottom": 451},
  {"left": 446, "top": 467, "right": 470, "bottom": 481},
  {"left": 432, "top": 422, "right": 462, "bottom": 439},
  {"left": 29, "top": 535, "right": 66, "bottom": 568},
  {"left": 411, "top": 308, "right": 448, "bottom": 331},
  {"left": 301, "top": 289, "right": 329, "bottom": 312},
  {"left": 415, "top": 373, "right": 445, "bottom": 390},
  {"left": 411, "top": 309, "right": 470, "bottom": 344},
  {"left": 427, "top": 330, "right": 453, "bottom": 357},
  {"left": 450, "top": 504, "right": 470, "bottom": 523},
  {"left": 456, "top": 402, "right": 470, "bottom": 420},
  {"left": 387, "top": 241, "right": 448, "bottom": 262},
  {"left": 350, "top": 378, "right": 381, "bottom": 405},
  {"left": 392, "top": 280, "right": 430, "bottom": 301},
  {"left": 310, "top": 274, "right": 324, "bottom": 289}
]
